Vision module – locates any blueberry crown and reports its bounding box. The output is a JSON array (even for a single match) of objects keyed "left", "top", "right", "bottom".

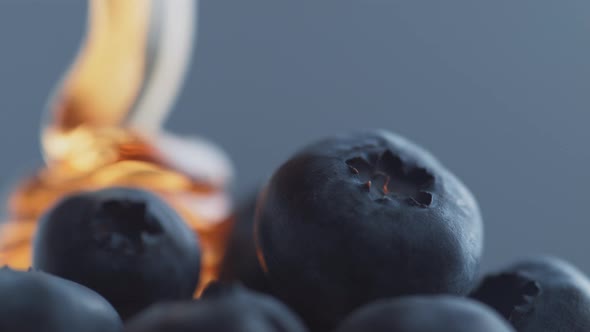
[
  {"left": 471, "top": 272, "right": 541, "bottom": 322},
  {"left": 345, "top": 149, "right": 434, "bottom": 207}
]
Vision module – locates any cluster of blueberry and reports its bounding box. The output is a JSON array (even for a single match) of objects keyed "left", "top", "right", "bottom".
[{"left": 1, "top": 129, "right": 588, "bottom": 332}]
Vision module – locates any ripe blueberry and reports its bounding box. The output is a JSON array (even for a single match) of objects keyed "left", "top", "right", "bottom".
[
  {"left": 470, "top": 256, "right": 590, "bottom": 332},
  {"left": 255, "top": 130, "right": 483, "bottom": 331},
  {"left": 0, "top": 267, "right": 122, "bottom": 332},
  {"left": 219, "top": 191, "right": 271, "bottom": 293},
  {"left": 336, "top": 296, "right": 514, "bottom": 332},
  {"left": 125, "top": 282, "right": 308, "bottom": 332},
  {"left": 33, "top": 187, "right": 201, "bottom": 320}
]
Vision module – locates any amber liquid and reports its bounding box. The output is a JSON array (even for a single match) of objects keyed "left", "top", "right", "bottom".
[{"left": 0, "top": 127, "right": 232, "bottom": 293}]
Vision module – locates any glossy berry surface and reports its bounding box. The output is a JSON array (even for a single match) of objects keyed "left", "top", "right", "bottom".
[
  {"left": 255, "top": 130, "right": 483, "bottom": 331},
  {"left": 471, "top": 256, "right": 590, "bottom": 332},
  {"left": 219, "top": 191, "right": 271, "bottom": 293},
  {"left": 0, "top": 267, "right": 122, "bottom": 332},
  {"left": 125, "top": 282, "right": 308, "bottom": 332},
  {"left": 33, "top": 187, "right": 201, "bottom": 320},
  {"left": 336, "top": 296, "right": 514, "bottom": 332}
]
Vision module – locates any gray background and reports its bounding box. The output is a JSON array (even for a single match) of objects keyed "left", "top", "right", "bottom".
[{"left": 0, "top": 1, "right": 588, "bottom": 275}]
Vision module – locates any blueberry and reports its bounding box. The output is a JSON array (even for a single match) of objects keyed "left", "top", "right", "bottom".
[
  {"left": 219, "top": 191, "right": 271, "bottom": 293},
  {"left": 255, "top": 130, "right": 483, "bottom": 330},
  {"left": 470, "top": 256, "right": 590, "bottom": 332},
  {"left": 125, "top": 282, "right": 308, "bottom": 332},
  {"left": 0, "top": 266, "right": 122, "bottom": 332},
  {"left": 336, "top": 296, "right": 514, "bottom": 332},
  {"left": 32, "top": 187, "right": 201, "bottom": 320}
]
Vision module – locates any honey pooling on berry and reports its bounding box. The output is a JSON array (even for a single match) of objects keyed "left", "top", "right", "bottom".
[{"left": 0, "top": 0, "right": 233, "bottom": 293}]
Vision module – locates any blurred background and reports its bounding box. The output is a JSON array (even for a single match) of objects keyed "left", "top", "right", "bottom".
[{"left": 0, "top": 1, "right": 588, "bottom": 274}]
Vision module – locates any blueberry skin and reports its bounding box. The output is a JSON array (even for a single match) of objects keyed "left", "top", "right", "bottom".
[
  {"left": 33, "top": 187, "right": 201, "bottom": 320},
  {"left": 470, "top": 257, "right": 590, "bottom": 332},
  {"left": 255, "top": 130, "right": 483, "bottom": 331},
  {"left": 0, "top": 267, "right": 122, "bottom": 332},
  {"left": 219, "top": 191, "right": 271, "bottom": 294},
  {"left": 336, "top": 296, "right": 514, "bottom": 332},
  {"left": 125, "top": 283, "right": 308, "bottom": 332}
]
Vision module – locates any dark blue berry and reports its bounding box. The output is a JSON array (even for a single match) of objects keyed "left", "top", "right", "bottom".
[
  {"left": 336, "top": 296, "right": 514, "bottom": 332},
  {"left": 255, "top": 130, "right": 483, "bottom": 330},
  {"left": 125, "top": 282, "right": 308, "bottom": 332},
  {"left": 0, "top": 267, "right": 122, "bottom": 332},
  {"left": 471, "top": 256, "right": 590, "bottom": 332},
  {"left": 219, "top": 191, "right": 271, "bottom": 294},
  {"left": 32, "top": 187, "right": 201, "bottom": 320}
]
